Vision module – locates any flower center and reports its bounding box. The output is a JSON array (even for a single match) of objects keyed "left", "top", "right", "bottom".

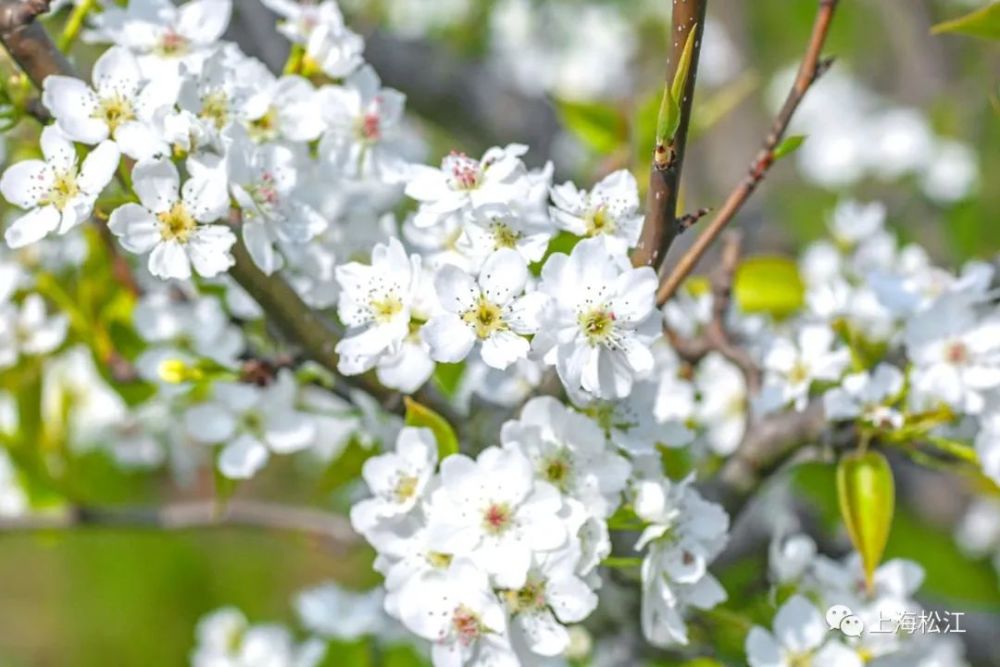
[
  {"left": 157, "top": 201, "right": 196, "bottom": 242},
  {"left": 447, "top": 152, "right": 481, "bottom": 191},
  {"left": 578, "top": 308, "right": 615, "bottom": 345},
  {"left": 502, "top": 576, "right": 547, "bottom": 614},
  {"left": 426, "top": 551, "right": 453, "bottom": 569},
  {"left": 788, "top": 360, "right": 810, "bottom": 384},
  {"left": 157, "top": 29, "right": 189, "bottom": 56},
  {"left": 393, "top": 474, "right": 419, "bottom": 502},
  {"left": 462, "top": 296, "right": 506, "bottom": 339},
  {"left": 490, "top": 221, "right": 521, "bottom": 250},
  {"left": 94, "top": 93, "right": 137, "bottom": 134},
  {"left": 249, "top": 172, "right": 281, "bottom": 213},
  {"left": 358, "top": 112, "right": 381, "bottom": 141},
  {"left": 44, "top": 170, "right": 80, "bottom": 210},
  {"left": 945, "top": 341, "right": 969, "bottom": 365},
  {"left": 482, "top": 501, "right": 512, "bottom": 535},
  {"left": 370, "top": 294, "right": 403, "bottom": 323},
  {"left": 451, "top": 605, "right": 485, "bottom": 646},
  {"left": 586, "top": 206, "right": 615, "bottom": 236},
  {"left": 248, "top": 106, "right": 280, "bottom": 142},
  {"left": 200, "top": 90, "right": 230, "bottom": 130},
  {"left": 540, "top": 452, "right": 572, "bottom": 491}
]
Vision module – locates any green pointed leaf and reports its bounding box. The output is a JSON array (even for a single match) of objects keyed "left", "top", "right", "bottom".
[
  {"left": 655, "top": 82, "right": 680, "bottom": 145},
  {"left": 837, "top": 450, "right": 895, "bottom": 593},
  {"left": 404, "top": 397, "right": 459, "bottom": 460},
  {"left": 773, "top": 134, "right": 806, "bottom": 161},
  {"left": 932, "top": 2, "right": 1000, "bottom": 40},
  {"left": 733, "top": 256, "right": 805, "bottom": 318},
  {"left": 670, "top": 24, "right": 699, "bottom": 108}
]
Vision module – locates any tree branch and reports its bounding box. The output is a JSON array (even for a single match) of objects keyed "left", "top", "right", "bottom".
[
  {"left": 0, "top": 0, "right": 69, "bottom": 90},
  {"left": 656, "top": 0, "right": 839, "bottom": 305},
  {"left": 0, "top": 500, "right": 359, "bottom": 552},
  {"left": 632, "top": 0, "right": 708, "bottom": 270},
  {"left": 706, "top": 400, "right": 828, "bottom": 516},
  {"left": 0, "top": 15, "right": 456, "bottom": 423},
  {"left": 667, "top": 231, "right": 761, "bottom": 391}
]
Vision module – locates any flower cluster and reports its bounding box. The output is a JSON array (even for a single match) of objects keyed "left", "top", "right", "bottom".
[
  {"left": 0, "top": 1, "right": 996, "bottom": 665},
  {"left": 349, "top": 398, "right": 730, "bottom": 663}
]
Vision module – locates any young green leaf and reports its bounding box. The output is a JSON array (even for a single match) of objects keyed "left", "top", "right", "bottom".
[
  {"left": 772, "top": 134, "right": 806, "bottom": 161},
  {"left": 733, "top": 256, "right": 805, "bottom": 318},
  {"left": 655, "top": 82, "right": 680, "bottom": 147},
  {"left": 671, "top": 24, "right": 700, "bottom": 109},
  {"left": 404, "top": 397, "right": 460, "bottom": 460},
  {"left": 837, "top": 450, "right": 895, "bottom": 593},
  {"left": 931, "top": 3, "right": 1000, "bottom": 40}
]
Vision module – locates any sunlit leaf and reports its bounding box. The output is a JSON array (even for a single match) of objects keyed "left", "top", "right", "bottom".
[
  {"left": 404, "top": 397, "right": 460, "bottom": 459},
  {"left": 932, "top": 2, "right": 1000, "bottom": 40},
  {"left": 733, "top": 256, "right": 805, "bottom": 318},
  {"left": 773, "top": 135, "right": 806, "bottom": 161}
]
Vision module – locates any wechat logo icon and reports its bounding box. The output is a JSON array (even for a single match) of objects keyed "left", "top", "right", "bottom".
[{"left": 826, "top": 604, "right": 865, "bottom": 638}]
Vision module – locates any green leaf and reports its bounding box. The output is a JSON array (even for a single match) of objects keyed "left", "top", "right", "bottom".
[
  {"left": 837, "top": 450, "right": 895, "bottom": 593},
  {"left": 932, "top": 2, "right": 1000, "bottom": 40},
  {"left": 655, "top": 82, "right": 680, "bottom": 145},
  {"left": 670, "top": 24, "right": 699, "bottom": 109},
  {"left": 733, "top": 256, "right": 805, "bottom": 318},
  {"left": 555, "top": 99, "right": 627, "bottom": 155},
  {"left": 773, "top": 134, "right": 806, "bottom": 161},
  {"left": 432, "top": 362, "right": 465, "bottom": 399},
  {"left": 404, "top": 397, "right": 460, "bottom": 460}
]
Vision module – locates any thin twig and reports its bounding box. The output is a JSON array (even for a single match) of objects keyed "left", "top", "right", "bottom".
[
  {"left": 666, "top": 231, "right": 761, "bottom": 391},
  {"left": 0, "top": 500, "right": 359, "bottom": 552},
  {"left": 677, "top": 207, "right": 712, "bottom": 233},
  {"left": 632, "top": 0, "right": 708, "bottom": 270},
  {"left": 656, "top": 0, "right": 839, "bottom": 305}
]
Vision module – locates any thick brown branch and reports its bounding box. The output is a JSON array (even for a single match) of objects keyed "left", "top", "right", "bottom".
[
  {"left": 656, "top": 0, "right": 839, "bottom": 305},
  {"left": 707, "top": 400, "right": 828, "bottom": 516},
  {"left": 632, "top": 0, "right": 708, "bottom": 270},
  {"left": 0, "top": 0, "right": 70, "bottom": 90},
  {"left": 0, "top": 500, "right": 359, "bottom": 552}
]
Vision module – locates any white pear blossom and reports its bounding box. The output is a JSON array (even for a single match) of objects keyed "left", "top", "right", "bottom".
[
  {"left": 108, "top": 158, "right": 235, "bottom": 280},
  {"left": 191, "top": 607, "right": 325, "bottom": 667},
  {"left": 456, "top": 204, "right": 554, "bottom": 265},
  {"left": 89, "top": 0, "right": 233, "bottom": 82},
  {"left": 695, "top": 352, "right": 748, "bottom": 456},
  {"left": 549, "top": 169, "right": 643, "bottom": 254},
  {"left": 1, "top": 127, "right": 119, "bottom": 248},
  {"left": 502, "top": 544, "right": 598, "bottom": 658},
  {"left": 240, "top": 74, "right": 325, "bottom": 144},
  {"left": 904, "top": 293, "right": 1000, "bottom": 415},
  {"left": 318, "top": 65, "right": 408, "bottom": 180},
  {"left": 0, "top": 294, "right": 68, "bottom": 368},
  {"left": 534, "top": 237, "right": 660, "bottom": 400},
  {"left": 760, "top": 324, "right": 850, "bottom": 412},
  {"left": 260, "top": 0, "right": 365, "bottom": 78},
  {"left": 745, "top": 595, "right": 861, "bottom": 667},
  {"left": 335, "top": 237, "right": 421, "bottom": 375},
  {"left": 350, "top": 427, "right": 438, "bottom": 536},
  {"left": 422, "top": 249, "right": 544, "bottom": 370},
  {"left": 824, "top": 363, "right": 905, "bottom": 429},
  {"left": 425, "top": 446, "right": 568, "bottom": 589},
  {"left": 183, "top": 371, "right": 317, "bottom": 479},
  {"left": 405, "top": 144, "right": 530, "bottom": 228},
  {"left": 398, "top": 559, "right": 518, "bottom": 667},
  {"left": 633, "top": 475, "right": 729, "bottom": 647},
  {"left": 500, "top": 396, "right": 630, "bottom": 519},
  {"left": 42, "top": 46, "right": 174, "bottom": 161}
]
